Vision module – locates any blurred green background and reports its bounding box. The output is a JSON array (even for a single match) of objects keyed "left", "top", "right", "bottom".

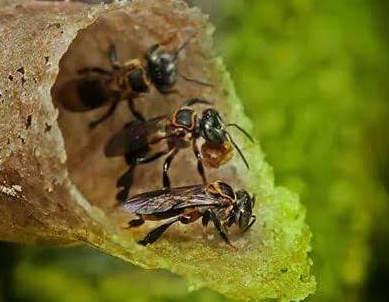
[{"left": 1, "top": 0, "right": 389, "bottom": 301}]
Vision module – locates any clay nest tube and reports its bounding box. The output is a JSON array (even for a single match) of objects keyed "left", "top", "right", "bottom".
[{"left": 0, "top": 0, "right": 315, "bottom": 301}]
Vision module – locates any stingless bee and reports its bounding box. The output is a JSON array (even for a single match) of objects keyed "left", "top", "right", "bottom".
[
  {"left": 105, "top": 98, "right": 254, "bottom": 202},
  {"left": 56, "top": 30, "right": 212, "bottom": 128},
  {"left": 122, "top": 180, "right": 256, "bottom": 246}
]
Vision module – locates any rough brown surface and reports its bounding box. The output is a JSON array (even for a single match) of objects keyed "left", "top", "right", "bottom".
[{"left": 0, "top": 1, "right": 315, "bottom": 300}]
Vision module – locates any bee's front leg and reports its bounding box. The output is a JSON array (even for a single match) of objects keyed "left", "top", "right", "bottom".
[
  {"left": 162, "top": 148, "right": 179, "bottom": 190},
  {"left": 192, "top": 138, "right": 207, "bottom": 185},
  {"left": 209, "top": 210, "right": 234, "bottom": 248}
]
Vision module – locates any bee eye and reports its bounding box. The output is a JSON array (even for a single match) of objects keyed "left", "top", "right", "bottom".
[{"left": 238, "top": 210, "right": 251, "bottom": 230}]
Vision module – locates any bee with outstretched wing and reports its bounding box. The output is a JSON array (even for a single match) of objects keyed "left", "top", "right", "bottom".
[
  {"left": 105, "top": 98, "right": 254, "bottom": 202},
  {"left": 55, "top": 30, "right": 212, "bottom": 129},
  {"left": 121, "top": 180, "right": 256, "bottom": 246}
]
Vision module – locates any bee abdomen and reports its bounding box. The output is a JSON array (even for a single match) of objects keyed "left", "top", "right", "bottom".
[{"left": 77, "top": 78, "right": 110, "bottom": 110}]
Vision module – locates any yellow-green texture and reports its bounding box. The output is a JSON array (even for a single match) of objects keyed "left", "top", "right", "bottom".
[
  {"left": 0, "top": 0, "right": 314, "bottom": 301},
  {"left": 215, "top": 0, "right": 389, "bottom": 301}
]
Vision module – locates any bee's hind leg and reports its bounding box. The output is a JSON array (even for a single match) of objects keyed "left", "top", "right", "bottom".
[
  {"left": 138, "top": 217, "right": 180, "bottom": 246},
  {"left": 138, "top": 212, "right": 201, "bottom": 246},
  {"left": 128, "top": 215, "right": 145, "bottom": 228}
]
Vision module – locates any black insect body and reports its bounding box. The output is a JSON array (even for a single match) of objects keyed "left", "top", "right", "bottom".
[
  {"left": 56, "top": 31, "right": 212, "bottom": 128},
  {"left": 105, "top": 98, "right": 254, "bottom": 202},
  {"left": 122, "top": 180, "right": 256, "bottom": 246}
]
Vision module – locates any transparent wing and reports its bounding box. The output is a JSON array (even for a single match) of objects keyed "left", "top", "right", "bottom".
[
  {"left": 104, "top": 115, "right": 167, "bottom": 157},
  {"left": 55, "top": 75, "right": 110, "bottom": 112}
]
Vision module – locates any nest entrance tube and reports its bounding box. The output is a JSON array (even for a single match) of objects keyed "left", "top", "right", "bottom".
[{"left": 0, "top": 1, "right": 315, "bottom": 301}]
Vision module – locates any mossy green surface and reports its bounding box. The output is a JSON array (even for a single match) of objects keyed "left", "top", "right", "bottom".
[{"left": 214, "top": 0, "right": 389, "bottom": 301}]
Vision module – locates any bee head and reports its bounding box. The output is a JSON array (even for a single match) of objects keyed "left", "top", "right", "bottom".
[
  {"left": 145, "top": 45, "right": 177, "bottom": 93},
  {"left": 199, "top": 109, "right": 228, "bottom": 144},
  {"left": 200, "top": 108, "right": 253, "bottom": 170},
  {"left": 234, "top": 190, "right": 255, "bottom": 231}
]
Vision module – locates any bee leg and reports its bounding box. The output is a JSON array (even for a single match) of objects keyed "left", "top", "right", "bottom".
[
  {"left": 161, "top": 88, "right": 180, "bottom": 95},
  {"left": 127, "top": 99, "right": 145, "bottom": 121},
  {"left": 201, "top": 209, "right": 211, "bottom": 238},
  {"left": 128, "top": 216, "right": 145, "bottom": 228},
  {"left": 145, "top": 43, "right": 160, "bottom": 57},
  {"left": 224, "top": 212, "right": 235, "bottom": 228},
  {"left": 177, "top": 72, "right": 214, "bottom": 87},
  {"left": 192, "top": 138, "right": 207, "bottom": 185},
  {"left": 136, "top": 151, "right": 168, "bottom": 164},
  {"left": 162, "top": 148, "right": 179, "bottom": 190},
  {"left": 89, "top": 97, "right": 120, "bottom": 129},
  {"left": 209, "top": 210, "right": 233, "bottom": 246},
  {"left": 116, "top": 165, "right": 136, "bottom": 203},
  {"left": 139, "top": 212, "right": 201, "bottom": 246},
  {"left": 243, "top": 214, "right": 256, "bottom": 233},
  {"left": 138, "top": 217, "right": 180, "bottom": 246},
  {"left": 77, "top": 67, "right": 111, "bottom": 76},
  {"left": 182, "top": 97, "right": 213, "bottom": 107},
  {"left": 202, "top": 210, "right": 211, "bottom": 227}
]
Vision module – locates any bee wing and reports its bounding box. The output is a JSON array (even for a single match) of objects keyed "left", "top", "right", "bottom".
[
  {"left": 121, "top": 185, "right": 219, "bottom": 215},
  {"left": 54, "top": 75, "right": 110, "bottom": 112},
  {"left": 104, "top": 115, "right": 167, "bottom": 157}
]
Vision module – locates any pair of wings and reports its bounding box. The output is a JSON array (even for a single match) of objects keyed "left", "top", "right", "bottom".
[
  {"left": 104, "top": 115, "right": 167, "bottom": 158},
  {"left": 121, "top": 184, "right": 220, "bottom": 215}
]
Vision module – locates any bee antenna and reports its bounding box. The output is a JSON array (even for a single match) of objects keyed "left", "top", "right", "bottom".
[
  {"left": 226, "top": 123, "right": 255, "bottom": 143},
  {"left": 226, "top": 132, "right": 250, "bottom": 170},
  {"left": 172, "top": 30, "right": 198, "bottom": 61},
  {"left": 182, "top": 97, "right": 213, "bottom": 107},
  {"left": 252, "top": 194, "right": 256, "bottom": 207},
  {"left": 177, "top": 71, "right": 214, "bottom": 87}
]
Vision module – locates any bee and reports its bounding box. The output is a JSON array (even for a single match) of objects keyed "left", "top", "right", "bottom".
[
  {"left": 105, "top": 98, "right": 254, "bottom": 202},
  {"left": 122, "top": 180, "right": 256, "bottom": 246},
  {"left": 56, "top": 30, "right": 212, "bottom": 128}
]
